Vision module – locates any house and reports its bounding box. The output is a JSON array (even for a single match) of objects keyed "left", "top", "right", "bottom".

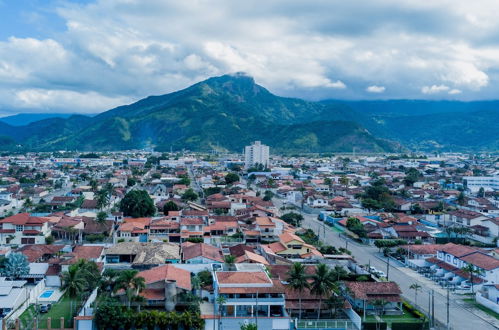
[
  {"left": 448, "top": 210, "right": 489, "bottom": 227},
  {"left": 306, "top": 195, "right": 328, "bottom": 208},
  {"left": 266, "top": 232, "right": 321, "bottom": 259},
  {"left": 17, "top": 244, "right": 65, "bottom": 263},
  {"left": 181, "top": 242, "right": 224, "bottom": 264},
  {"left": 105, "top": 242, "right": 180, "bottom": 269},
  {"left": 0, "top": 213, "right": 51, "bottom": 245},
  {"left": 115, "top": 217, "right": 151, "bottom": 243},
  {"left": 133, "top": 264, "right": 191, "bottom": 311},
  {"left": 343, "top": 281, "right": 403, "bottom": 315},
  {"left": 212, "top": 265, "right": 290, "bottom": 330},
  {"left": 0, "top": 278, "right": 28, "bottom": 317},
  {"left": 425, "top": 243, "right": 499, "bottom": 287}
]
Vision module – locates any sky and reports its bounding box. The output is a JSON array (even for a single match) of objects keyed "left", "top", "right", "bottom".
[{"left": 1, "top": 0, "right": 499, "bottom": 116}]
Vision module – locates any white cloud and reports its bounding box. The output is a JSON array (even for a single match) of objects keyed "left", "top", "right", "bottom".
[
  {"left": 421, "top": 85, "right": 450, "bottom": 94},
  {"left": 366, "top": 85, "right": 386, "bottom": 93},
  {"left": 3, "top": 0, "right": 499, "bottom": 113}
]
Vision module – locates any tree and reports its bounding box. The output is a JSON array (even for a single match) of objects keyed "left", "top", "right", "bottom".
[
  {"left": 330, "top": 265, "right": 348, "bottom": 282},
  {"left": 181, "top": 188, "right": 198, "bottom": 202},
  {"left": 96, "top": 189, "right": 110, "bottom": 210},
  {"left": 359, "top": 179, "right": 395, "bottom": 211},
  {"left": 287, "top": 263, "right": 310, "bottom": 319},
  {"left": 23, "top": 197, "right": 33, "bottom": 211},
  {"left": 4, "top": 253, "right": 29, "bottom": 279},
  {"left": 262, "top": 190, "right": 274, "bottom": 201},
  {"left": 89, "top": 179, "right": 99, "bottom": 192},
  {"left": 310, "top": 264, "right": 337, "bottom": 320},
  {"left": 326, "top": 294, "right": 344, "bottom": 318},
  {"left": 114, "top": 269, "right": 146, "bottom": 308},
  {"left": 127, "top": 177, "right": 137, "bottom": 187},
  {"left": 163, "top": 201, "right": 180, "bottom": 214},
  {"left": 224, "top": 255, "right": 236, "bottom": 271},
  {"left": 456, "top": 191, "right": 466, "bottom": 206},
  {"left": 280, "top": 212, "right": 304, "bottom": 227},
  {"left": 477, "top": 187, "right": 485, "bottom": 198},
  {"left": 410, "top": 203, "right": 424, "bottom": 215},
  {"left": 403, "top": 168, "right": 421, "bottom": 186},
  {"left": 119, "top": 190, "right": 156, "bottom": 218},
  {"left": 462, "top": 264, "right": 483, "bottom": 293},
  {"left": 96, "top": 211, "right": 107, "bottom": 224},
  {"left": 62, "top": 265, "right": 87, "bottom": 314},
  {"left": 409, "top": 283, "right": 422, "bottom": 307},
  {"left": 225, "top": 172, "right": 240, "bottom": 185},
  {"left": 216, "top": 295, "right": 227, "bottom": 330},
  {"left": 240, "top": 323, "right": 257, "bottom": 330},
  {"left": 372, "top": 299, "right": 386, "bottom": 316},
  {"left": 346, "top": 217, "right": 366, "bottom": 238},
  {"left": 339, "top": 175, "right": 349, "bottom": 187}
]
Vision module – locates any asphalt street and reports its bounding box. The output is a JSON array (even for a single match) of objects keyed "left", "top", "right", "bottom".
[{"left": 273, "top": 197, "right": 498, "bottom": 330}]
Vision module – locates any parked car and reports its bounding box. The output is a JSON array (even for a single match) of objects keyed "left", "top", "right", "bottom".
[{"left": 39, "top": 304, "right": 51, "bottom": 313}]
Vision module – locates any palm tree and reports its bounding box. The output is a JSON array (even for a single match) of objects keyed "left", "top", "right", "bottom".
[
  {"left": 326, "top": 294, "right": 344, "bottom": 318},
  {"left": 330, "top": 265, "right": 348, "bottom": 282},
  {"left": 287, "top": 262, "right": 310, "bottom": 319},
  {"left": 371, "top": 299, "right": 386, "bottom": 316},
  {"left": 462, "top": 264, "right": 483, "bottom": 293},
  {"left": 23, "top": 197, "right": 33, "bottom": 211},
  {"left": 89, "top": 179, "right": 99, "bottom": 192},
  {"left": 96, "top": 189, "right": 110, "bottom": 210},
  {"left": 310, "top": 264, "right": 337, "bottom": 320},
  {"left": 224, "top": 255, "right": 236, "bottom": 271},
  {"left": 61, "top": 266, "right": 86, "bottom": 315},
  {"left": 409, "top": 283, "right": 422, "bottom": 307},
  {"left": 216, "top": 295, "right": 227, "bottom": 330},
  {"left": 114, "top": 270, "right": 146, "bottom": 308}
]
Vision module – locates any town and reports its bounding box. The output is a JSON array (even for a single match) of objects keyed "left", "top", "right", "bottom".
[{"left": 0, "top": 142, "right": 498, "bottom": 330}]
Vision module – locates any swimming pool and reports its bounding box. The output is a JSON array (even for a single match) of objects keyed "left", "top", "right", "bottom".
[{"left": 39, "top": 290, "right": 54, "bottom": 299}]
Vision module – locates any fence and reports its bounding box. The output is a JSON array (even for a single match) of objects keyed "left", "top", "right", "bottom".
[
  {"left": 295, "top": 319, "right": 357, "bottom": 329},
  {"left": 476, "top": 292, "right": 499, "bottom": 314}
]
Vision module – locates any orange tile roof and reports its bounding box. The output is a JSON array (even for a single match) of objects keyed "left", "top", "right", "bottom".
[
  {"left": 216, "top": 271, "right": 271, "bottom": 285},
  {"left": 138, "top": 265, "right": 191, "bottom": 290}
]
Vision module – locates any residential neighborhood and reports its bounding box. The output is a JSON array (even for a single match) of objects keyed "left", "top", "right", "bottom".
[{"left": 0, "top": 149, "right": 497, "bottom": 330}]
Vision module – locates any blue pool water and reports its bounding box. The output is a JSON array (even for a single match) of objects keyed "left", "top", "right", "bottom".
[{"left": 39, "top": 290, "right": 54, "bottom": 298}]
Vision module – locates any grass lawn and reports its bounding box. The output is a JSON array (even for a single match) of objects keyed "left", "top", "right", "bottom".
[
  {"left": 18, "top": 293, "right": 81, "bottom": 329},
  {"left": 364, "top": 307, "right": 425, "bottom": 324},
  {"left": 463, "top": 298, "right": 499, "bottom": 319}
]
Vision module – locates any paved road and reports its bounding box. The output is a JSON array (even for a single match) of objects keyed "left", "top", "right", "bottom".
[{"left": 273, "top": 198, "right": 498, "bottom": 330}]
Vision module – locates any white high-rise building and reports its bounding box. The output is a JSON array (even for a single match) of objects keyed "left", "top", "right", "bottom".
[{"left": 244, "top": 141, "right": 269, "bottom": 169}]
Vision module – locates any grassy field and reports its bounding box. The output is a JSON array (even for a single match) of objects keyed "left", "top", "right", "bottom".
[{"left": 18, "top": 293, "right": 81, "bottom": 329}]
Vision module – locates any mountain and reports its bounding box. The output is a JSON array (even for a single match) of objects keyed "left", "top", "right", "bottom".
[
  {"left": 332, "top": 100, "right": 499, "bottom": 151},
  {"left": 0, "top": 113, "right": 78, "bottom": 126},
  {"left": 0, "top": 74, "right": 400, "bottom": 153}
]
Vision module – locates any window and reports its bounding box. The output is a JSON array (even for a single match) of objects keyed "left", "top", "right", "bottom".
[{"left": 16, "top": 225, "right": 23, "bottom": 232}]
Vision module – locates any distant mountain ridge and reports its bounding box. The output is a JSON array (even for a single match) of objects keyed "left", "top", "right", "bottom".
[
  {"left": 0, "top": 113, "right": 81, "bottom": 126},
  {"left": 332, "top": 100, "right": 499, "bottom": 151},
  {"left": 0, "top": 74, "right": 400, "bottom": 153},
  {"left": 1, "top": 75, "right": 498, "bottom": 152}
]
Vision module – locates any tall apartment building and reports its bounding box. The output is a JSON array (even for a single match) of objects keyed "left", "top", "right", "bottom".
[{"left": 244, "top": 141, "right": 269, "bottom": 169}]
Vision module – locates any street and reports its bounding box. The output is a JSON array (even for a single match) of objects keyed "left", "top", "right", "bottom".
[{"left": 272, "top": 197, "right": 498, "bottom": 330}]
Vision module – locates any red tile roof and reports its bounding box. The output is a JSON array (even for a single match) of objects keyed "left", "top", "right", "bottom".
[
  {"left": 216, "top": 271, "right": 271, "bottom": 285},
  {"left": 181, "top": 242, "right": 224, "bottom": 263},
  {"left": 138, "top": 265, "right": 191, "bottom": 290},
  {"left": 344, "top": 281, "right": 402, "bottom": 302}
]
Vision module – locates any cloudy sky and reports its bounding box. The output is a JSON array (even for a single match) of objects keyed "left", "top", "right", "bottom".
[{"left": 1, "top": 0, "right": 499, "bottom": 116}]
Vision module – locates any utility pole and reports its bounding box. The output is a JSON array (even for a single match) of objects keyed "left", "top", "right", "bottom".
[
  {"left": 431, "top": 290, "right": 435, "bottom": 328},
  {"left": 447, "top": 288, "right": 450, "bottom": 330},
  {"left": 386, "top": 256, "right": 390, "bottom": 280}
]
